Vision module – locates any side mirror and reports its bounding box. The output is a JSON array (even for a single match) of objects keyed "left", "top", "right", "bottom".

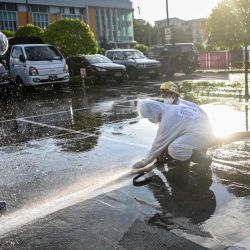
[{"left": 19, "top": 55, "right": 26, "bottom": 62}]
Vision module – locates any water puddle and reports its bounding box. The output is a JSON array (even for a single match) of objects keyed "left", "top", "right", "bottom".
[{"left": 0, "top": 80, "right": 250, "bottom": 248}]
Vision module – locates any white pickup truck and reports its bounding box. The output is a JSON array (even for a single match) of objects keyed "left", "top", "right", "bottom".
[{"left": 7, "top": 37, "right": 69, "bottom": 87}]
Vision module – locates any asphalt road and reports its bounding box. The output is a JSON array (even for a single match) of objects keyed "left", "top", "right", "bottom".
[{"left": 0, "top": 72, "right": 249, "bottom": 250}]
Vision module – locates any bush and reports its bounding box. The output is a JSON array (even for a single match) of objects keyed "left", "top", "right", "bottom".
[
  {"left": 133, "top": 43, "right": 148, "bottom": 54},
  {"left": 43, "top": 19, "right": 98, "bottom": 57},
  {"left": 15, "top": 24, "right": 44, "bottom": 38},
  {"left": 97, "top": 48, "right": 105, "bottom": 55},
  {"left": 1, "top": 30, "right": 15, "bottom": 38}
]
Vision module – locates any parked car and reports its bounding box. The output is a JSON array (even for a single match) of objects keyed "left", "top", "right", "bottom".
[
  {"left": 146, "top": 43, "right": 200, "bottom": 76},
  {"left": 4, "top": 37, "right": 69, "bottom": 87},
  {"left": 66, "top": 54, "right": 127, "bottom": 83},
  {"left": 105, "top": 49, "right": 161, "bottom": 80}
]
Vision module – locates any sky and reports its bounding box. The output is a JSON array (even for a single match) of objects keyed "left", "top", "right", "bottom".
[{"left": 132, "top": 0, "right": 222, "bottom": 24}]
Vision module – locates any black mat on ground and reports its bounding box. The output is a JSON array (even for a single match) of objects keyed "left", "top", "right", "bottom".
[{"left": 119, "top": 219, "right": 209, "bottom": 250}]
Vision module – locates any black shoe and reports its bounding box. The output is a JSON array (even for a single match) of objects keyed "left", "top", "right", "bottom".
[
  {"left": 190, "top": 150, "right": 212, "bottom": 166},
  {"left": 167, "top": 159, "right": 190, "bottom": 168}
]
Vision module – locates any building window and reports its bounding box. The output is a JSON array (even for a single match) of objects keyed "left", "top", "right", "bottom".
[
  {"left": 69, "top": 8, "right": 75, "bottom": 14},
  {"left": 117, "top": 10, "right": 133, "bottom": 42},
  {"left": 0, "top": 3, "right": 17, "bottom": 11},
  {"left": 33, "top": 13, "right": 49, "bottom": 28},
  {"left": 60, "top": 7, "right": 65, "bottom": 14},
  {"left": 79, "top": 8, "right": 86, "bottom": 15},
  {"left": 0, "top": 11, "right": 17, "bottom": 31},
  {"left": 62, "top": 14, "right": 82, "bottom": 20},
  {"left": 29, "top": 5, "right": 49, "bottom": 13}
]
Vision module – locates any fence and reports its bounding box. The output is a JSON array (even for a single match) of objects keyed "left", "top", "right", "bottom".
[{"left": 198, "top": 50, "right": 248, "bottom": 70}]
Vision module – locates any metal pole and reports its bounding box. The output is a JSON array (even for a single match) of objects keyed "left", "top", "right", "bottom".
[
  {"left": 245, "top": 44, "right": 249, "bottom": 101},
  {"left": 245, "top": 104, "right": 249, "bottom": 131},
  {"left": 166, "top": 0, "right": 169, "bottom": 27}
]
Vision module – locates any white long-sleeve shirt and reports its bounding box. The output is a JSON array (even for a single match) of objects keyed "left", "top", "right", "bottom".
[{"left": 137, "top": 99, "right": 213, "bottom": 166}]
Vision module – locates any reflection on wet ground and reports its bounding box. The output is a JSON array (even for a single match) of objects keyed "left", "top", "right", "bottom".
[{"left": 0, "top": 74, "right": 249, "bottom": 249}]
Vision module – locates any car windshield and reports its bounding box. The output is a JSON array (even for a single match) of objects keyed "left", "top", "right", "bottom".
[
  {"left": 85, "top": 55, "right": 112, "bottom": 64},
  {"left": 25, "top": 46, "right": 63, "bottom": 61},
  {"left": 124, "top": 50, "right": 145, "bottom": 59}
]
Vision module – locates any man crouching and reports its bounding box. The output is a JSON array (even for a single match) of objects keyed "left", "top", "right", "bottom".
[{"left": 132, "top": 99, "right": 213, "bottom": 171}]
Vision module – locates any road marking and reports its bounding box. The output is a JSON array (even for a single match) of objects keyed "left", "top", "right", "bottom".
[
  {"left": 17, "top": 118, "right": 149, "bottom": 149},
  {"left": 17, "top": 118, "right": 94, "bottom": 136},
  {"left": 0, "top": 107, "right": 89, "bottom": 124},
  {"left": 95, "top": 199, "right": 116, "bottom": 209},
  {"left": 0, "top": 98, "right": 139, "bottom": 124}
]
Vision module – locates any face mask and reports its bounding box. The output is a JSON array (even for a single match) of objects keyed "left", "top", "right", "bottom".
[{"left": 164, "top": 97, "right": 175, "bottom": 104}]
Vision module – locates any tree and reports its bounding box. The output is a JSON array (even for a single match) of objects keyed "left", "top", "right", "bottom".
[
  {"left": 133, "top": 43, "right": 148, "bottom": 54},
  {"left": 133, "top": 19, "right": 149, "bottom": 45},
  {"left": 205, "top": 0, "right": 250, "bottom": 100},
  {"left": 194, "top": 42, "right": 206, "bottom": 53},
  {"left": 43, "top": 19, "right": 97, "bottom": 57},
  {"left": 133, "top": 19, "right": 158, "bottom": 46},
  {"left": 1, "top": 30, "right": 15, "bottom": 38},
  {"left": 15, "top": 24, "right": 44, "bottom": 38}
]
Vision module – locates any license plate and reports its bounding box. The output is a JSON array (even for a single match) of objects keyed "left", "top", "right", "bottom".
[
  {"left": 114, "top": 72, "right": 122, "bottom": 77},
  {"left": 49, "top": 74, "right": 57, "bottom": 81}
]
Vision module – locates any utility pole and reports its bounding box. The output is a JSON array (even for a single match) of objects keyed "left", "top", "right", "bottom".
[
  {"left": 166, "top": 0, "right": 169, "bottom": 27},
  {"left": 165, "top": 0, "right": 171, "bottom": 44}
]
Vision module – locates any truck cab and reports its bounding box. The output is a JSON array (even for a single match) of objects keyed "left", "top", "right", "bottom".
[{"left": 6, "top": 37, "right": 69, "bottom": 87}]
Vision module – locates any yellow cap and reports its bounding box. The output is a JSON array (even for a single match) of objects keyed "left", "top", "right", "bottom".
[{"left": 160, "top": 81, "right": 180, "bottom": 96}]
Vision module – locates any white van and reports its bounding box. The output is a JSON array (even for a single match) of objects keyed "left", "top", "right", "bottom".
[{"left": 9, "top": 43, "right": 69, "bottom": 86}]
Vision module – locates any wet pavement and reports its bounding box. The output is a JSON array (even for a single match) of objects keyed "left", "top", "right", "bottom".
[{"left": 0, "top": 72, "right": 249, "bottom": 249}]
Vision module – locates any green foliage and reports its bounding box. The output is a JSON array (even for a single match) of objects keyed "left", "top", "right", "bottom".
[
  {"left": 230, "top": 81, "right": 242, "bottom": 88},
  {"left": 133, "top": 19, "right": 159, "bottom": 46},
  {"left": 205, "top": 0, "right": 249, "bottom": 49},
  {"left": 15, "top": 24, "right": 44, "bottom": 38},
  {"left": 133, "top": 43, "right": 148, "bottom": 53},
  {"left": 97, "top": 47, "right": 105, "bottom": 55},
  {"left": 179, "top": 80, "right": 226, "bottom": 93},
  {"left": 133, "top": 19, "right": 194, "bottom": 46},
  {"left": 205, "top": 0, "right": 250, "bottom": 99},
  {"left": 43, "top": 19, "right": 98, "bottom": 57},
  {"left": 194, "top": 42, "right": 206, "bottom": 53},
  {"left": 1, "top": 30, "right": 15, "bottom": 37},
  {"left": 179, "top": 80, "right": 243, "bottom": 98}
]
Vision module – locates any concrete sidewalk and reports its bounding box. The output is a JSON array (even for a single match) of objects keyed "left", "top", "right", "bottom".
[{"left": 0, "top": 165, "right": 227, "bottom": 250}]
